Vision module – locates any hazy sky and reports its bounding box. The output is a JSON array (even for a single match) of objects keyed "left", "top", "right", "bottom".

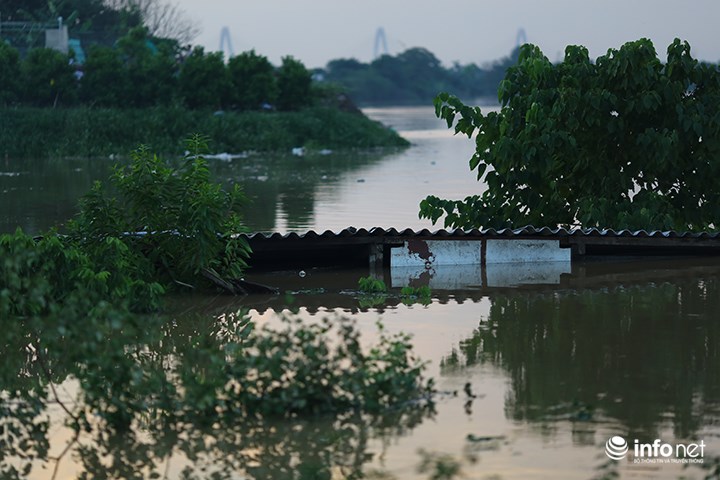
[{"left": 174, "top": 0, "right": 720, "bottom": 69}]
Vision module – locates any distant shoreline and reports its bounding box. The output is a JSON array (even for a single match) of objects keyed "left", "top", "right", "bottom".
[{"left": 0, "top": 106, "right": 409, "bottom": 159}]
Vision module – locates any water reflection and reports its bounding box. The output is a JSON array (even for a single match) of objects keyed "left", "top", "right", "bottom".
[
  {"left": 442, "top": 264, "right": 720, "bottom": 444},
  {"left": 2, "top": 260, "right": 720, "bottom": 478},
  {"left": 0, "top": 307, "right": 434, "bottom": 479},
  {"left": 208, "top": 149, "right": 402, "bottom": 233},
  {"left": 0, "top": 149, "right": 401, "bottom": 235},
  {"left": 0, "top": 157, "right": 113, "bottom": 234},
  {"left": 1, "top": 106, "right": 484, "bottom": 235}
]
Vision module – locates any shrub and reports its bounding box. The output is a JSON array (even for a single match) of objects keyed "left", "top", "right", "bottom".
[{"left": 69, "top": 135, "right": 251, "bottom": 287}]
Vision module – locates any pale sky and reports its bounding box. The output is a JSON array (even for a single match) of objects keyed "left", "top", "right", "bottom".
[{"left": 174, "top": 0, "right": 720, "bottom": 69}]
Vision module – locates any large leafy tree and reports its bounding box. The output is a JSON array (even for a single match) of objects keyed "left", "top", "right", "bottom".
[
  {"left": 178, "top": 46, "right": 229, "bottom": 110},
  {"left": 80, "top": 44, "right": 126, "bottom": 106},
  {"left": 20, "top": 47, "right": 77, "bottom": 106},
  {"left": 116, "top": 26, "right": 176, "bottom": 106},
  {"left": 227, "top": 50, "right": 278, "bottom": 111},
  {"left": 0, "top": 41, "right": 21, "bottom": 106},
  {"left": 421, "top": 38, "right": 720, "bottom": 232},
  {"left": 276, "top": 56, "right": 312, "bottom": 111}
]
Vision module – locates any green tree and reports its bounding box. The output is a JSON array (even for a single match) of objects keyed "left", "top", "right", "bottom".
[
  {"left": 80, "top": 45, "right": 126, "bottom": 106},
  {"left": 322, "top": 47, "right": 513, "bottom": 106},
  {"left": 276, "top": 55, "right": 312, "bottom": 111},
  {"left": 227, "top": 50, "right": 278, "bottom": 110},
  {"left": 69, "top": 136, "right": 251, "bottom": 286},
  {"left": 20, "top": 47, "right": 77, "bottom": 107},
  {"left": 421, "top": 39, "right": 720, "bottom": 232},
  {"left": 373, "top": 47, "right": 447, "bottom": 103},
  {"left": 178, "top": 46, "right": 229, "bottom": 109},
  {"left": 0, "top": 42, "right": 21, "bottom": 106},
  {"left": 116, "top": 26, "right": 177, "bottom": 107}
]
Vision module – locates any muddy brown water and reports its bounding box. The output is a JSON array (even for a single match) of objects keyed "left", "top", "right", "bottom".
[{"left": 3, "top": 107, "right": 719, "bottom": 478}]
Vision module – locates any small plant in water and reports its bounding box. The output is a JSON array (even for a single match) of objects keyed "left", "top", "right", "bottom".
[
  {"left": 401, "top": 285, "right": 432, "bottom": 305},
  {"left": 358, "top": 276, "right": 388, "bottom": 293}
]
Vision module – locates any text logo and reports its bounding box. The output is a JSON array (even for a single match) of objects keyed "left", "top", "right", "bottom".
[
  {"left": 605, "top": 436, "right": 629, "bottom": 460},
  {"left": 604, "top": 436, "right": 706, "bottom": 464}
]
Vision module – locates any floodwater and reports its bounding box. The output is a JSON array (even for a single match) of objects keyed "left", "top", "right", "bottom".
[
  {"left": 0, "top": 106, "right": 481, "bottom": 235},
  {"left": 2, "top": 107, "right": 720, "bottom": 479}
]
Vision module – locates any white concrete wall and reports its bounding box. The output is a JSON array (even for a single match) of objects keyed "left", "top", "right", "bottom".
[
  {"left": 45, "top": 26, "right": 69, "bottom": 54},
  {"left": 389, "top": 238, "right": 571, "bottom": 289},
  {"left": 390, "top": 240, "right": 481, "bottom": 268},
  {"left": 486, "top": 239, "right": 570, "bottom": 263}
]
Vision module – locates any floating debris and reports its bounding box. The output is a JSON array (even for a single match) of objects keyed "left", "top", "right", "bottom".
[
  {"left": 203, "top": 152, "right": 249, "bottom": 161},
  {"left": 466, "top": 434, "right": 506, "bottom": 451}
]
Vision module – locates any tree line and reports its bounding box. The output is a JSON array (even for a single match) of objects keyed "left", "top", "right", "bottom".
[
  {"left": 0, "top": 27, "right": 314, "bottom": 111},
  {"left": 319, "top": 46, "right": 520, "bottom": 106}
]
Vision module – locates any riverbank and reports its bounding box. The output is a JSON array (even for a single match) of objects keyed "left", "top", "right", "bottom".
[{"left": 0, "top": 106, "right": 409, "bottom": 158}]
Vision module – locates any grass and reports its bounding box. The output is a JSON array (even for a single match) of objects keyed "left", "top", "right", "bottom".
[{"left": 0, "top": 106, "right": 409, "bottom": 158}]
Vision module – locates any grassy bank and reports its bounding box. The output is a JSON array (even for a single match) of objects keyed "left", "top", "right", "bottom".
[{"left": 0, "top": 106, "right": 409, "bottom": 158}]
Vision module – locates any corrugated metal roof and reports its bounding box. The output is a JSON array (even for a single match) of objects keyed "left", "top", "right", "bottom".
[{"left": 243, "top": 226, "right": 720, "bottom": 240}]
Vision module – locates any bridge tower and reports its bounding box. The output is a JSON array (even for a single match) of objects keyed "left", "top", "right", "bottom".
[
  {"left": 374, "top": 27, "right": 388, "bottom": 59},
  {"left": 219, "top": 26, "right": 234, "bottom": 59},
  {"left": 516, "top": 28, "right": 528, "bottom": 48}
]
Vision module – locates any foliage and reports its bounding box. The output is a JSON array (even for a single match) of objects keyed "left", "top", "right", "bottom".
[
  {"left": 1, "top": 38, "right": 352, "bottom": 117},
  {"left": 19, "top": 47, "right": 77, "bottom": 107},
  {"left": 227, "top": 49, "right": 278, "bottom": 110},
  {"left": 420, "top": 39, "right": 720, "bottom": 231},
  {"left": 0, "top": 41, "right": 20, "bottom": 105},
  {"left": 0, "top": 106, "right": 409, "bottom": 158},
  {"left": 80, "top": 45, "right": 127, "bottom": 106},
  {"left": 400, "top": 285, "right": 432, "bottom": 305},
  {"left": 357, "top": 276, "right": 389, "bottom": 308},
  {"left": 179, "top": 46, "right": 230, "bottom": 110},
  {"left": 276, "top": 55, "right": 312, "bottom": 111},
  {"left": 0, "top": 228, "right": 163, "bottom": 318},
  {"left": 322, "top": 46, "right": 519, "bottom": 106},
  {"left": 0, "top": 303, "right": 435, "bottom": 478},
  {"left": 441, "top": 278, "right": 720, "bottom": 437},
  {"left": 228, "top": 316, "right": 433, "bottom": 415},
  {"left": 116, "top": 26, "right": 177, "bottom": 107},
  {"left": 358, "top": 276, "right": 388, "bottom": 293},
  {"left": 69, "top": 135, "right": 251, "bottom": 286}
]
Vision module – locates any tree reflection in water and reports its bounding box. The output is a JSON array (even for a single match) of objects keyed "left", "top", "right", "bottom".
[
  {"left": 0, "top": 310, "right": 434, "bottom": 479},
  {"left": 442, "top": 275, "right": 720, "bottom": 442}
]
